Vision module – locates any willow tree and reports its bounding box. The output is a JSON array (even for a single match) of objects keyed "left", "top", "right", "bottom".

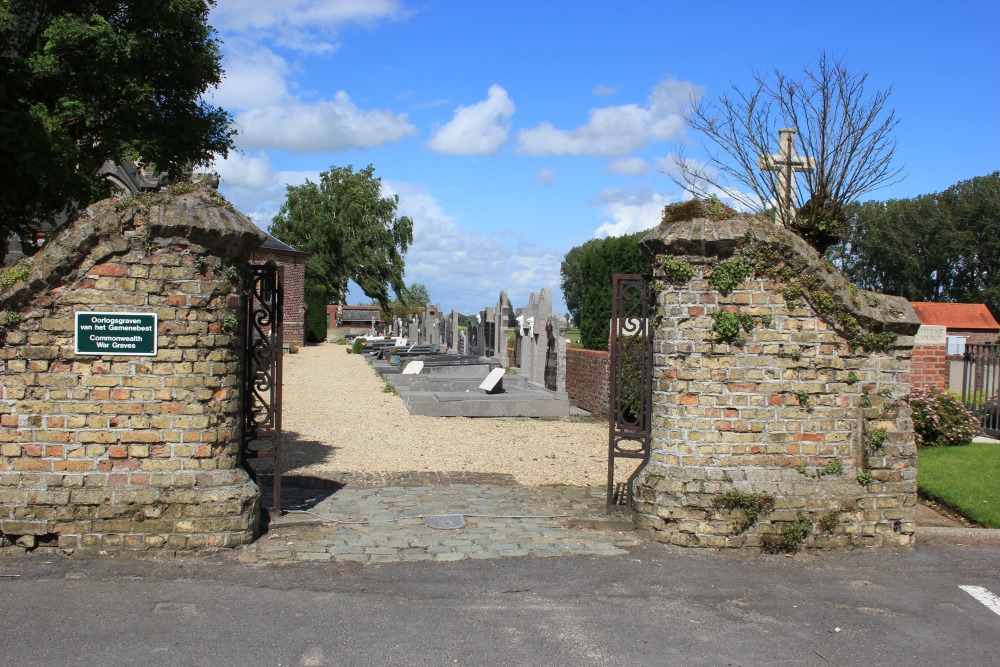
[
  {"left": 270, "top": 164, "right": 413, "bottom": 311},
  {"left": 0, "top": 0, "right": 235, "bottom": 255},
  {"left": 673, "top": 52, "right": 902, "bottom": 252}
]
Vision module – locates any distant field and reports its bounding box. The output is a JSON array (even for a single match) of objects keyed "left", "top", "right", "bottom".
[
  {"left": 565, "top": 327, "right": 581, "bottom": 343},
  {"left": 918, "top": 443, "right": 1000, "bottom": 528}
]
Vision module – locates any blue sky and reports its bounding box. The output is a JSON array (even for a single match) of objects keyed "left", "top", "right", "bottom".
[{"left": 207, "top": 0, "right": 999, "bottom": 315}]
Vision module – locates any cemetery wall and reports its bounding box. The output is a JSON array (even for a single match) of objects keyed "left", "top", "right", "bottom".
[
  {"left": 0, "top": 188, "right": 263, "bottom": 552},
  {"left": 566, "top": 348, "right": 610, "bottom": 416},
  {"left": 634, "top": 216, "right": 921, "bottom": 551}
]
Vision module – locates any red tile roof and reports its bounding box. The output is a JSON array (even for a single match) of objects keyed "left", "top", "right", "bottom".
[{"left": 910, "top": 302, "right": 1000, "bottom": 330}]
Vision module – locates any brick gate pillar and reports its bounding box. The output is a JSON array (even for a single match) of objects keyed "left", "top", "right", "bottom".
[
  {"left": 0, "top": 186, "right": 266, "bottom": 552},
  {"left": 633, "top": 214, "right": 921, "bottom": 551}
]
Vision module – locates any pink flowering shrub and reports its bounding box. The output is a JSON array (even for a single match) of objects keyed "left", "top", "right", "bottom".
[{"left": 907, "top": 386, "right": 981, "bottom": 447}]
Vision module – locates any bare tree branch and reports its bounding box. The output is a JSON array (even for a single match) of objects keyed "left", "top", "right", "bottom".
[{"left": 671, "top": 52, "right": 904, "bottom": 252}]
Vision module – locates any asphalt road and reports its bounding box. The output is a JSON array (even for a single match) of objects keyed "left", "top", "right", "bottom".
[{"left": 1, "top": 538, "right": 998, "bottom": 667}]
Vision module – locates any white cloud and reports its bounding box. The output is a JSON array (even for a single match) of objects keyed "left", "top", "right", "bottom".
[
  {"left": 211, "top": 0, "right": 406, "bottom": 54},
  {"left": 536, "top": 169, "right": 556, "bottom": 186},
  {"left": 516, "top": 78, "right": 703, "bottom": 157},
  {"left": 591, "top": 188, "right": 672, "bottom": 238},
  {"left": 377, "top": 182, "right": 563, "bottom": 314},
  {"left": 212, "top": 43, "right": 291, "bottom": 110},
  {"left": 426, "top": 85, "right": 515, "bottom": 156},
  {"left": 214, "top": 152, "right": 319, "bottom": 228},
  {"left": 592, "top": 85, "right": 617, "bottom": 96},
  {"left": 605, "top": 157, "right": 649, "bottom": 175},
  {"left": 234, "top": 92, "right": 416, "bottom": 153}
]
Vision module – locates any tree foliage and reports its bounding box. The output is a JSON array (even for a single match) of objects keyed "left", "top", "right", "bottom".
[
  {"left": 377, "top": 282, "right": 429, "bottom": 322},
  {"left": 560, "top": 238, "right": 601, "bottom": 328},
  {"left": 0, "top": 0, "right": 234, "bottom": 252},
  {"left": 577, "top": 232, "right": 648, "bottom": 350},
  {"left": 674, "top": 52, "right": 901, "bottom": 252},
  {"left": 270, "top": 164, "right": 414, "bottom": 311},
  {"left": 830, "top": 172, "right": 1000, "bottom": 316}
]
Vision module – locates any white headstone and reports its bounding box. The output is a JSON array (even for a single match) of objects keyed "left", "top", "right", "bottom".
[
  {"left": 479, "top": 367, "right": 505, "bottom": 394},
  {"left": 402, "top": 360, "right": 424, "bottom": 375}
]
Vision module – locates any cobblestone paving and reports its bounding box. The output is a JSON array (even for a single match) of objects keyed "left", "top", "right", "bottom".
[{"left": 238, "top": 475, "right": 641, "bottom": 564}]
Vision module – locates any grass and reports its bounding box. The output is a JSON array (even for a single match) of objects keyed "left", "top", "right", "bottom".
[
  {"left": 565, "top": 327, "right": 581, "bottom": 344},
  {"left": 918, "top": 443, "right": 1000, "bottom": 527}
]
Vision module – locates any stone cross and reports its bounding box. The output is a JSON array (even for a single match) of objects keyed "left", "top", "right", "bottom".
[{"left": 758, "top": 127, "right": 814, "bottom": 226}]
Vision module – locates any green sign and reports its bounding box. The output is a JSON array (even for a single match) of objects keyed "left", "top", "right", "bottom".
[{"left": 75, "top": 312, "right": 158, "bottom": 356}]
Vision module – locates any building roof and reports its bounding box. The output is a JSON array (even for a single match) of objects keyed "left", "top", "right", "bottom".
[
  {"left": 910, "top": 302, "right": 1000, "bottom": 330},
  {"left": 255, "top": 232, "right": 309, "bottom": 258}
]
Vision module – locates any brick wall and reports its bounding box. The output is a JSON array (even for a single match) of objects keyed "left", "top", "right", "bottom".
[
  {"left": 251, "top": 251, "right": 306, "bottom": 345},
  {"left": 0, "top": 188, "right": 263, "bottom": 552},
  {"left": 911, "top": 325, "right": 948, "bottom": 390},
  {"left": 634, "top": 216, "right": 921, "bottom": 551},
  {"left": 566, "top": 348, "right": 610, "bottom": 416}
]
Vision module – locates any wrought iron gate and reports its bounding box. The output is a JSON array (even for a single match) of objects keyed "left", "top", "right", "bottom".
[
  {"left": 241, "top": 263, "right": 284, "bottom": 512},
  {"left": 607, "top": 274, "right": 653, "bottom": 507},
  {"left": 962, "top": 343, "right": 1000, "bottom": 438}
]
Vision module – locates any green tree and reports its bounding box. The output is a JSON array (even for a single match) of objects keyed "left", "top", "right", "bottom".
[
  {"left": 0, "top": 0, "right": 234, "bottom": 254},
  {"left": 578, "top": 232, "right": 648, "bottom": 350},
  {"left": 560, "top": 238, "right": 601, "bottom": 327},
  {"left": 373, "top": 282, "right": 429, "bottom": 322},
  {"left": 270, "top": 164, "right": 414, "bottom": 311},
  {"left": 832, "top": 172, "right": 1000, "bottom": 316}
]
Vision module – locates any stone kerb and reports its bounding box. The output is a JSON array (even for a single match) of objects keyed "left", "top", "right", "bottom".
[
  {"left": 633, "top": 215, "right": 921, "bottom": 552},
  {"left": 0, "top": 186, "right": 264, "bottom": 553}
]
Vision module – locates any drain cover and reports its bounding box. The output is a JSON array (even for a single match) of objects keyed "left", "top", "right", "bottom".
[{"left": 424, "top": 514, "right": 466, "bottom": 530}]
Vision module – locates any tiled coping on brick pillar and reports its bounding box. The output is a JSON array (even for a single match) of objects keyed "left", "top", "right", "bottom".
[
  {"left": 633, "top": 216, "right": 922, "bottom": 551},
  {"left": 0, "top": 186, "right": 266, "bottom": 552}
]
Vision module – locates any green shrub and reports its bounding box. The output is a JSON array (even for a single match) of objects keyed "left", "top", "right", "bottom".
[
  {"left": 304, "top": 281, "right": 328, "bottom": 343},
  {"left": 579, "top": 232, "right": 649, "bottom": 350},
  {"left": 351, "top": 337, "right": 364, "bottom": 354},
  {"left": 908, "top": 386, "right": 981, "bottom": 447}
]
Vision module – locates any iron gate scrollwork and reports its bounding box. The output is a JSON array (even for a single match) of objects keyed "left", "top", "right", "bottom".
[
  {"left": 608, "top": 274, "right": 653, "bottom": 508},
  {"left": 241, "top": 263, "right": 284, "bottom": 513}
]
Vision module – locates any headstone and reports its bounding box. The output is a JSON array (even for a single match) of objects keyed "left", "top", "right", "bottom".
[
  {"left": 479, "top": 367, "right": 505, "bottom": 394},
  {"left": 448, "top": 310, "right": 461, "bottom": 353},
  {"left": 545, "top": 314, "right": 567, "bottom": 392},
  {"left": 407, "top": 315, "right": 419, "bottom": 343},
  {"left": 758, "top": 127, "right": 815, "bottom": 226},
  {"left": 495, "top": 291, "right": 510, "bottom": 368},
  {"left": 402, "top": 360, "right": 424, "bottom": 375},
  {"left": 530, "top": 289, "right": 553, "bottom": 385}
]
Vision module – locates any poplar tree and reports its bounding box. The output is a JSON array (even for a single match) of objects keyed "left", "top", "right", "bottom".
[{"left": 270, "top": 164, "right": 414, "bottom": 311}]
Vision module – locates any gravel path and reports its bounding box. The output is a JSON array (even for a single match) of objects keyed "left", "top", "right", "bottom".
[{"left": 278, "top": 344, "right": 610, "bottom": 486}]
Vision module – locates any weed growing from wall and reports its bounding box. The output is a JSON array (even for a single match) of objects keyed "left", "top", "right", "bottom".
[
  {"left": 761, "top": 512, "right": 812, "bottom": 554},
  {"left": 711, "top": 489, "right": 775, "bottom": 534}
]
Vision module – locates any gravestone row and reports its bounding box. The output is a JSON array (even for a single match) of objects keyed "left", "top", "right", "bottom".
[{"left": 399, "top": 289, "right": 566, "bottom": 393}]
